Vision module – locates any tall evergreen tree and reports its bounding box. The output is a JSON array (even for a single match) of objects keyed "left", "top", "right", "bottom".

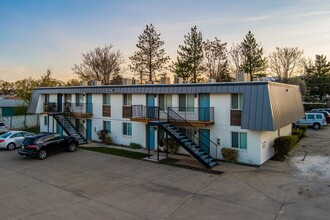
[
  {"left": 203, "top": 37, "right": 232, "bottom": 82},
  {"left": 173, "top": 26, "right": 204, "bottom": 83},
  {"left": 129, "top": 24, "right": 170, "bottom": 83},
  {"left": 305, "top": 55, "right": 330, "bottom": 101},
  {"left": 239, "top": 31, "right": 267, "bottom": 81}
]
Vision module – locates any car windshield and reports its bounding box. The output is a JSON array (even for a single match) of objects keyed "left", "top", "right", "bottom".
[
  {"left": 0, "top": 122, "right": 6, "bottom": 126},
  {"left": 0, "top": 132, "right": 13, "bottom": 138}
]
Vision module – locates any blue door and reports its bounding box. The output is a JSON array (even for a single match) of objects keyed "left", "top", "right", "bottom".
[
  {"left": 147, "top": 124, "right": 155, "bottom": 150},
  {"left": 86, "top": 94, "right": 93, "bottom": 113},
  {"left": 57, "top": 94, "right": 62, "bottom": 112},
  {"left": 57, "top": 123, "right": 63, "bottom": 135},
  {"left": 199, "top": 129, "right": 210, "bottom": 154},
  {"left": 147, "top": 94, "right": 156, "bottom": 119},
  {"left": 199, "top": 94, "right": 210, "bottom": 121},
  {"left": 86, "top": 119, "right": 92, "bottom": 140}
]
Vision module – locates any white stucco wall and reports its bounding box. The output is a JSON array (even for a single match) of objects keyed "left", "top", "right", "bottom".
[
  {"left": 36, "top": 91, "right": 291, "bottom": 166},
  {"left": 259, "top": 123, "right": 292, "bottom": 164}
]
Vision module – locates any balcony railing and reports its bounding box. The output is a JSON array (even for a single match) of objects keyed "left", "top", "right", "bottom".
[
  {"left": 44, "top": 102, "right": 93, "bottom": 116},
  {"left": 131, "top": 105, "right": 214, "bottom": 123}
]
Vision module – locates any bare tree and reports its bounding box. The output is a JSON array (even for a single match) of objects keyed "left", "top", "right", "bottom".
[
  {"left": 229, "top": 43, "right": 242, "bottom": 74},
  {"left": 203, "top": 38, "right": 232, "bottom": 82},
  {"left": 269, "top": 47, "right": 304, "bottom": 83},
  {"left": 73, "top": 45, "right": 124, "bottom": 85},
  {"left": 39, "top": 68, "right": 64, "bottom": 87}
]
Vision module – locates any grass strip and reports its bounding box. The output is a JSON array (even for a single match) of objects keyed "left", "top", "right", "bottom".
[{"left": 80, "top": 146, "right": 149, "bottom": 159}]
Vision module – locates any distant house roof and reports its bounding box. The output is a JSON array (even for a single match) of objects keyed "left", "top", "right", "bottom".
[
  {"left": 27, "top": 81, "right": 305, "bottom": 131},
  {"left": 0, "top": 99, "right": 26, "bottom": 107}
]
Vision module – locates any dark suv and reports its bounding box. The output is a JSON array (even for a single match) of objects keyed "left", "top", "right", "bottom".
[{"left": 18, "top": 133, "right": 79, "bottom": 160}]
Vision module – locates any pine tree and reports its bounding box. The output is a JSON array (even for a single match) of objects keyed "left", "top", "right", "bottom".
[
  {"left": 305, "top": 55, "right": 330, "bottom": 101},
  {"left": 173, "top": 26, "right": 204, "bottom": 83},
  {"left": 239, "top": 31, "right": 267, "bottom": 81},
  {"left": 129, "top": 24, "right": 170, "bottom": 83}
]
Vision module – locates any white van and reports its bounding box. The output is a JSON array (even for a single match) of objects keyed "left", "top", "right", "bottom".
[{"left": 293, "top": 112, "right": 327, "bottom": 130}]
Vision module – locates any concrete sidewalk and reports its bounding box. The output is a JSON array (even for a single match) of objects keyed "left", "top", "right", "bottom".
[{"left": 82, "top": 141, "right": 258, "bottom": 173}]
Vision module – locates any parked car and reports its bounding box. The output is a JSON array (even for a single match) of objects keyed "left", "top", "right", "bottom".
[
  {"left": 0, "top": 122, "right": 8, "bottom": 134},
  {"left": 18, "top": 133, "right": 79, "bottom": 159},
  {"left": 0, "top": 131, "right": 34, "bottom": 150},
  {"left": 309, "top": 110, "right": 330, "bottom": 123},
  {"left": 293, "top": 112, "right": 327, "bottom": 130},
  {"left": 310, "top": 108, "right": 330, "bottom": 114}
]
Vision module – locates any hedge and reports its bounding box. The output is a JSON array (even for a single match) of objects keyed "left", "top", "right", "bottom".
[
  {"left": 273, "top": 135, "right": 298, "bottom": 159},
  {"left": 221, "top": 148, "right": 238, "bottom": 163}
]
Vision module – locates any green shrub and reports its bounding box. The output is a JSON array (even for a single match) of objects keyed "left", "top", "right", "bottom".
[
  {"left": 129, "top": 142, "right": 142, "bottom": 149},
  {"left": 104, "top": 134, "right": 112, "bottom": 145},
  {"left": 273, "top": 135, "right": 298, "bottom": 159},
  {"left": 221, "top": 147, "right": 238, "bottom": 163},
  {"left": 97, "top": 129, "right": 109, "bottom": 143},
  {"left": 299, "top": 125, "right": 307, "bottom": 134},
  {"left": 292, "top": 129, "right": 304, "bottom": 139},
  {"left": 161, "top": 138, "right": 179, "bottom": 154}
]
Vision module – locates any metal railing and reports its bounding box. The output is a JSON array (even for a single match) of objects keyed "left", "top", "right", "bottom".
[
  {"left": 168, "top": 107, "right": 214, "bottom": 123},
  {"left": 44, "top": 102, "right": 93, "bottom": 115},
  {"left": 132, "top": 105, "right": 162, "bottom": 120},
  {"left": 132, "top": 105, "right": 214, "bottom": 123},
  {"left": 166, "top": 108, "right": 218, "bottom": 161}
]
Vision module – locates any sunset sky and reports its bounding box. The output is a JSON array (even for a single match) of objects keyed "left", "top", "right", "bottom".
[{"left": 1, "top": 0, "right": 329, "bottom": 82}]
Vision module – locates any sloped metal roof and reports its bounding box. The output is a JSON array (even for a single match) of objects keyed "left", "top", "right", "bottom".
[{"left": 27, "top": 81, "right": 305, "bottom": 131}]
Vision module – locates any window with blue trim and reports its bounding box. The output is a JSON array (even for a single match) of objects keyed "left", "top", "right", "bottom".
[
  {"left": 231, "top": 131, "right": 247, "bottom": 150},
  {"left": 123, "top": 122, "right": 132, "bottom": 136}
]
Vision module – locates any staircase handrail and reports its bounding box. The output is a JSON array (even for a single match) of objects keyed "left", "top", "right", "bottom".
[
  {"left": 53, "top": 113, "right": 87, "bottom": 141},
  {"left": 164, "top": 107, "right": 218, "bottom": 161}
]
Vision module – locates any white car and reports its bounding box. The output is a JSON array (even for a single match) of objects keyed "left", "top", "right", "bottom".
[
  {"left": 0, "top": 122, "right": 8, "bottom": 134},
  {"left": 293, "top": 112, "right": 327, "bottom": 130},
  {"left": 0, "top": 131, "right": 34, "bottom": 150}
]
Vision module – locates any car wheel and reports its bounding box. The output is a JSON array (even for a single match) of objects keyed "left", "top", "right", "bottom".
[
  {"left": 38, "top": 149, "right": 47, "bottom": 160},
  {"left": 68, "top": 142, "right": 78, "bottom": 152},
  {"left": 7, "top": 143, "right": 16, "bottom": 151},
  {"left": 313, "top": 123, "right": 321, "bottom": 130}
]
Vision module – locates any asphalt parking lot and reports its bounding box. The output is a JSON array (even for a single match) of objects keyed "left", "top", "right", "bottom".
[{"left": 0, "top": 126, "right": 329, "bottom": 220}]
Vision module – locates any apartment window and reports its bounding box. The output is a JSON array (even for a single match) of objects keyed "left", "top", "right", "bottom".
[
  {"left": 231, "top": 94, "right": 243, "bottom": 109},
  {"left": 44, "top": 94, "right": 49, "bottom": 103},
  {"left": 179, "top": 94, "right": 194, "bottom": 111},
  {"left": 76, "top": 94, "right": 84, "bottom": 106},
  {"left": 123, "top": 122, "right": 132, "bottom": 136},
  {"left": 102, "top": 94, "right": 111, "bottom": 117},
  {"left": 103, "top": 94, "right": 111, "bottom": 105},
  {"left": 103, "top": 121, "right": 111, "bottom": 133},
  {"left": 231, "top": 132, "right": 247, "bottom": 150},
  {"left": 123, "top": 94, "right": 132, "bottom": 106},
  {"left": 159, "top": 94, "right": 172, "bottom": 110},
  {"left": 44, "top": 116, "right": 48, "bottom": 125}
]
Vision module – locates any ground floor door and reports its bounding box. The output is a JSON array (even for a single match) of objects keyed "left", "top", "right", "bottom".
[
  {"left": 199, "top": 129, "right": 210, "bottom": 154},
  {"left": 57, "top": 122, "right": 63, "bottom": 135},
  {"left": 146, "top": 124, "right": 156, "bottom": 150},
  {"left": 86, "top": 119, "right": 92, "bottom": 140}
]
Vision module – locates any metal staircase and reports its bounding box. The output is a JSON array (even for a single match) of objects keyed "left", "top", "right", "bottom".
[
  {"left": 152, "top": 108, "right": 218, "bottom": 168},
  {"left": 53, "top": 114, "right": 87, "bottom": 144}
]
